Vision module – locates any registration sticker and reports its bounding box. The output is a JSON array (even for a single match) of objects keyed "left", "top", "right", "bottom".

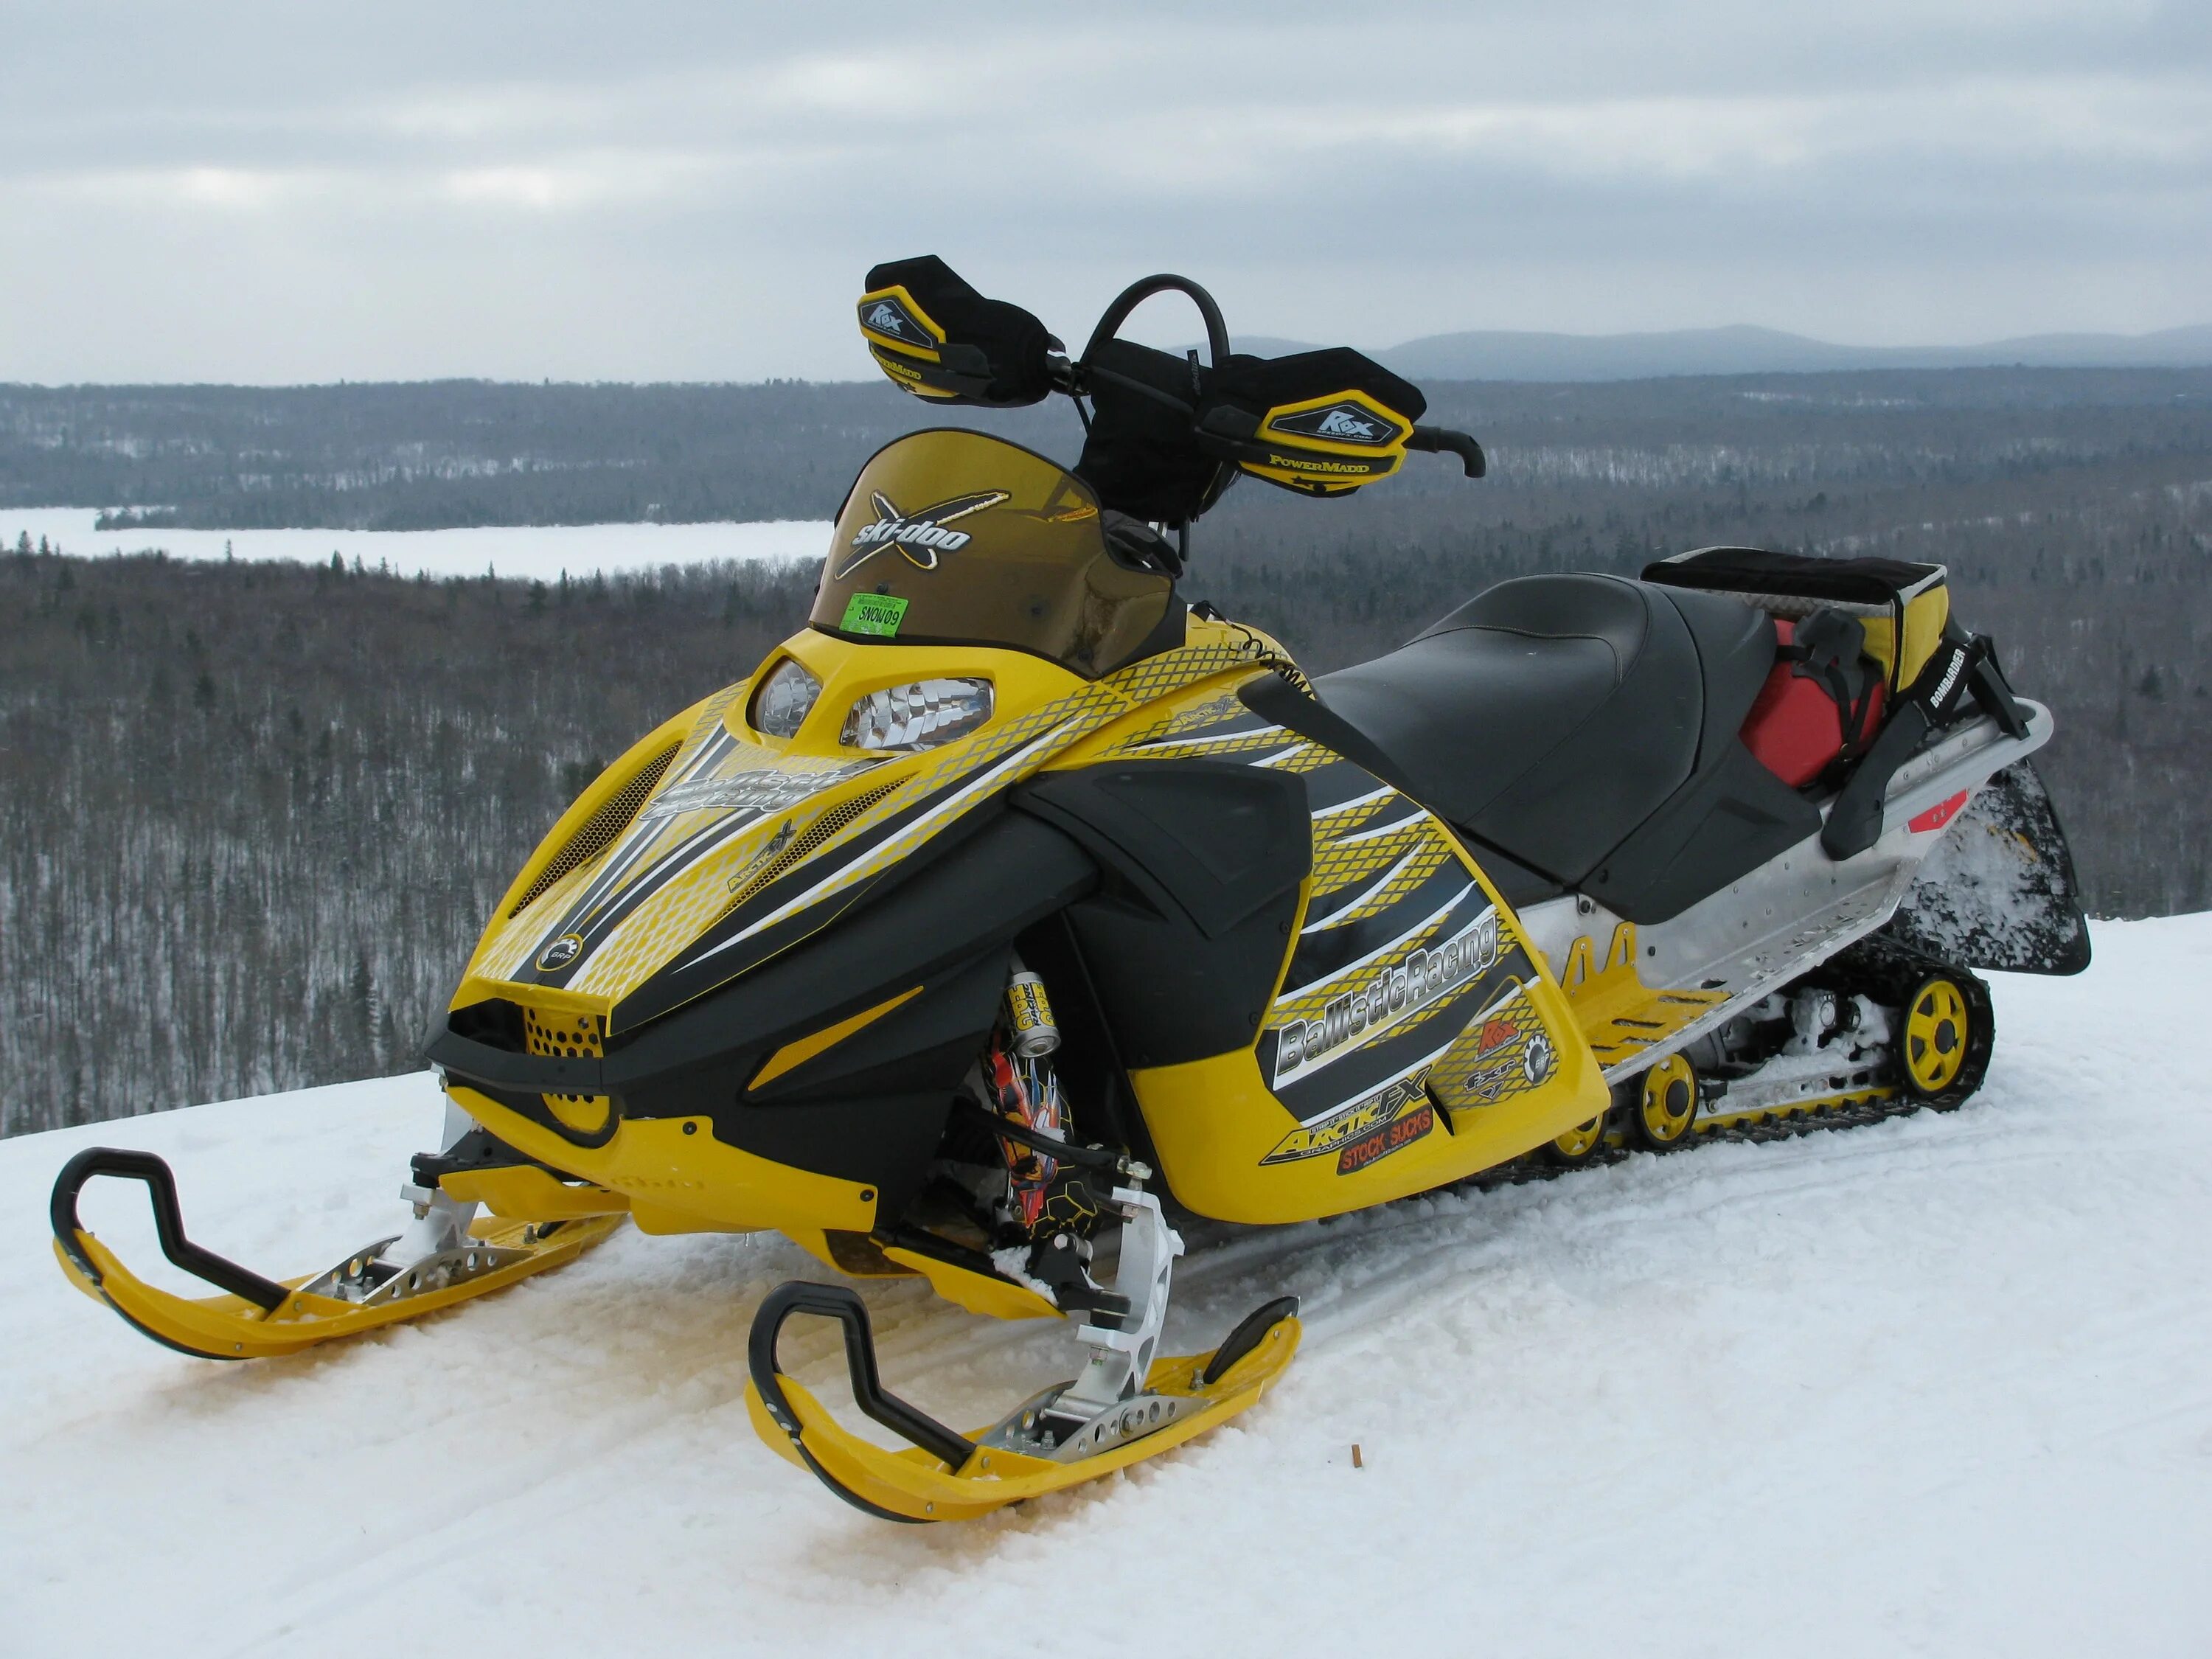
[{"left": 841, "top": 593, "right": 909, "bottom": 637}]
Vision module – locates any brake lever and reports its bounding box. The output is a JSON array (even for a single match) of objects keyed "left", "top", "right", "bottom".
[{"left": 1409, "top": 425, "right": 1486, "bottom": 479}]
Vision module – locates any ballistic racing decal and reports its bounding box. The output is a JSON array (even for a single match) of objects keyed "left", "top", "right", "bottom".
[{"left": 1271, "top": 903, "right": 1503, "bottom": 1087}]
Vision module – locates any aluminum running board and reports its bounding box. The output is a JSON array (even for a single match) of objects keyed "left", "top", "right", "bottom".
[{"left": 1517, "top": 701, "right": 2052, "bottom": 1086}]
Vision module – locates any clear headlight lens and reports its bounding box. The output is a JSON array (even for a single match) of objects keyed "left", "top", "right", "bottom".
[
  {"left": 749, "top": 658, "right": 821, "bottom": 738},
  {"left": 841, "top": 678, "right": 994, "bottom": 751}
]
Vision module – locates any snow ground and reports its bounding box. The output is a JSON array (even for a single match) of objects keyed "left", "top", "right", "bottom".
[
  {"left": 3, "top": 916, "right": 2208, "bottom": 1659},
  {"left": 2, "top": 507, "right": 829, "bottom": 582}
]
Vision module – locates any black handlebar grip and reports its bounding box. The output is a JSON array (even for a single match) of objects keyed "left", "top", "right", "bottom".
[
  {"left": 50, "top": 1147, "right": 291, "bottom": 1312},
  {"left": 1410, "top": 425, "right": 1487, "bottom": 478}
]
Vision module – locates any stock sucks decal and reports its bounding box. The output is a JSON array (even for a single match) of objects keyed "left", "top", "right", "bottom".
[
  {"left": 832, "top": 489, "right": 1009, "bottom": 580},
  {"left": 1259, "top": 1073, "right": 1434, "bottom": 1172}
]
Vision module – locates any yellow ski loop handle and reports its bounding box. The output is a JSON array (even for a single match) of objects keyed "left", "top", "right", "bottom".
[
  {"left": 52, "top": 1147, "right": 290, "bottom": 1315},
  {"left": 748, "top": 1281, "right": 976, "bottom": 1523}
]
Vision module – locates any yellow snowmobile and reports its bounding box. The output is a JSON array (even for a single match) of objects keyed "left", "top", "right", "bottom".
[{"left": 53, "top": 259, "right": 2090, "bottom": 1522}]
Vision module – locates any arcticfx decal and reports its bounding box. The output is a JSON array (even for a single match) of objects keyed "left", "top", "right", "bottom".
[
  {"left": 832, "top": 488, "right": 1009, "bottom": 580},
  {"left": 1272, "top": 906, "right": 1503, "bottom": 1087},
  {"left": 1260, "top": 1074, "right": 1433, "bottom": 1168}
]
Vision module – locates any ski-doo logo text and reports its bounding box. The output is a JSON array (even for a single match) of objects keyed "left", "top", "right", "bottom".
[
  {"left": 853, "top": 518, "right": 971, "bottom": 553},
  {"left": 536, "top": 933, "right": 583, "bottom": 972},
  {"left": 833, "top": 488, "right": 1009, "bottom": 580},
  {"left": 1266, "top": 400, "right": 1403, "bottom": 448},
  {"left": 1271, "top": 908, "right": 1502, "bottom": 1086}
]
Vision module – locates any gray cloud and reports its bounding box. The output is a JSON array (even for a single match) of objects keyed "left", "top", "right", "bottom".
[{"left": 1, "top": 0, "right": 2205, "bottom": 381}]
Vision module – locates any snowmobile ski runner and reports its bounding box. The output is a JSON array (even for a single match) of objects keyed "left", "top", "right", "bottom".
[{"left": 53, "top": 257, "right": 2089, "bottom": 1521}]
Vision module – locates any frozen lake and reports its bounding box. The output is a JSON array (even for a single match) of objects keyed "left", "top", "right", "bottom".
[{"left": 2, "top": 507, "right": 832, "bottom": 582}]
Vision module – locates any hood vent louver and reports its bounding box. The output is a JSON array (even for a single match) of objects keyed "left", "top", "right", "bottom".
[
  {"left": 508, "top": 742, "right": 682, "bottom": 918},
  {"left": 719, "top": 779, "right": 905, "bottom": 918}
]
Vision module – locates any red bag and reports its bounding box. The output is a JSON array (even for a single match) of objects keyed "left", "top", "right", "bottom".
[{"left": 1742, "top": 618, "right": 1887, "bottom": 788}]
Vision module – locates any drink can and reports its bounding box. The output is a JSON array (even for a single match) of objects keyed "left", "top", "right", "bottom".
[{"left": 1005, "top": 972, "right": 1060, "bottom": 1057}]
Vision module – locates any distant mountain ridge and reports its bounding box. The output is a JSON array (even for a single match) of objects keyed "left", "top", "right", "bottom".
[{"left": 1207, "top": 324, "right": 2212, "bottom": 383}]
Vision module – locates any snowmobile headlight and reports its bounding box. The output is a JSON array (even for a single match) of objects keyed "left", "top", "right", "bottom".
[
  {"left": 750, "top": 658, "right": 822, "bottom": 738},
  {"left": 840, "top": 678, "right": 994, "bottom": 751}
]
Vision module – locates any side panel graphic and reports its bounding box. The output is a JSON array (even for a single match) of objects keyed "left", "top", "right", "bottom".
[{"left": 1097, "top": 684, "right": 1607, "bottom": 1223}]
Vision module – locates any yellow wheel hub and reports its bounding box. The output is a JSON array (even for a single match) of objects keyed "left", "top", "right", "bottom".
[
  {"left": 1905, "top": 977, "right": 1970, "bottom": 1094},
  {"left": 1638, "top": 1054, "right": 1698, "bottom": 1145},
  {"left": 1553, "top": 1114, "right": 1606, "bottom": 1159}
]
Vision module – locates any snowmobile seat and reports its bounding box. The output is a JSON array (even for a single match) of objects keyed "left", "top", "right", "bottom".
[{"left": 1313, "top": 574, "right": 1809, "bottom": 910}]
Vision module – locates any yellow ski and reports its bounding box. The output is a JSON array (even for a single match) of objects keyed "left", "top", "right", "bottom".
[
  {"left": 745, "top": 1281, "right": 1301, "bottom": 1522},
  {"left": 52, "top": 1147, "right": 622, "bottom": 1361}
]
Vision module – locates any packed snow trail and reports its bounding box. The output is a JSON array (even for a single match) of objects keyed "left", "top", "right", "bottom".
[{"left": 4, "top": 917, "right": 2208, "bottom": 1658}]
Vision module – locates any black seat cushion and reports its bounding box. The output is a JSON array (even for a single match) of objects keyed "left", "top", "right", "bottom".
[
  {"left": 1315, "top": 575, "right": 1705, "bottom": 884},
  {"left": 1310, "top": 573, "right": 1813, "bottom": 919}
]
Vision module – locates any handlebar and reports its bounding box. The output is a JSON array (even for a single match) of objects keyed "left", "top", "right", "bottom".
[
  {"left": 1083, "top": 274, "right": 1232, "bottom": 369},
  {"left": 1409, "top": 425, "right": 1486, "bottom": 479}
]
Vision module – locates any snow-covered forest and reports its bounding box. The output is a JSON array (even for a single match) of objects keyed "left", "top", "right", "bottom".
[
  {"left": 0, "top": 553, "right": 814, "bottom": 1135},
  {"left": 2, "top": 366, "right": 2208, "bottom": 1135}
]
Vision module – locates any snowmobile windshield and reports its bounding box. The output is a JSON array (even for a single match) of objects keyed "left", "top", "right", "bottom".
[{"left": 810, "top": 429, "right": 1175, "bottom": 678}]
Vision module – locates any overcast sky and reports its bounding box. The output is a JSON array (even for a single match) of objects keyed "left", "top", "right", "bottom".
[{"left": 3, "top": 0, "right": 2206, "bottom": 383}]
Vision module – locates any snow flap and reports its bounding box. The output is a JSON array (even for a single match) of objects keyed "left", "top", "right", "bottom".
[{"left": 1883, "top": 759, "right": 2092, "bottom": 975}]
